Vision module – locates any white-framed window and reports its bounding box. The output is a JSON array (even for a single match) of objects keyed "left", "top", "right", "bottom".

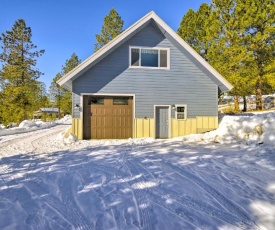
[
  {"left": 129, "top": 46, "right": 170, "bottom": 69},
  {"left": 175, "top": 105, "right": 187, "bottom": 120}
]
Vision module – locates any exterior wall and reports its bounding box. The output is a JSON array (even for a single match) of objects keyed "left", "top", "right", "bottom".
[
  {"left": 134, "top": 118, "right": 154, "bottom": 138},
  {"left": 132, "top": 116, "right": 218, "bottom": 139},
  {"left": 73, "top": 116, "right": 218, "bottom": 139},
  {"left": 72, "top": 118, "right": 83, "bottom": 140},
  {"left": 72, "top": 21, "right": 218, "bottom": 120}
]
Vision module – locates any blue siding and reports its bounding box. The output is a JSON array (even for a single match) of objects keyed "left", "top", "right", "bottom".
[{"left": 72, "top": 22, "right": 218, "bottom": 119}]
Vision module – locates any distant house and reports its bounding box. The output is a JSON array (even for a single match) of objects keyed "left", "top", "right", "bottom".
[
  {"left": 33, "top": 108, "right": 59, "bottom": 119},
  {"left": 57, "top": 11, "right": 232, "bottom": 140}
]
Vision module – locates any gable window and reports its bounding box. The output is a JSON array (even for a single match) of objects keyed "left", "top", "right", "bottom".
[
  {"left": 175, "top": 105, "right": 187, "bottom": 120},
  {"left": 130, "top": 47, "right": 169, "bottom": 69}
]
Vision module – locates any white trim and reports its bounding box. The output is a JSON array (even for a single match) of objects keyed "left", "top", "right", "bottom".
[
  {"left": 57, "top": 11, "right": 155, "bottom": 87},
  {"left": 129, "top": 46, "right": 170, "bottom": 70},
  {"left": 154, "top": 105, "right": 171, "bottom": 139},
  {"left": 175, "top": 104, "right": 187, "bottom": 120},
  {"left": 57, "top": 11, "right": 232, "bottom": 91}
]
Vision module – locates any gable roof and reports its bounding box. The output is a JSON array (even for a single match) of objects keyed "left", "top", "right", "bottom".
[{"left": 57, "top": 11, "right": 233, "bottom": 92}]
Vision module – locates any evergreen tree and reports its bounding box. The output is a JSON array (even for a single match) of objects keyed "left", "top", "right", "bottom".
[
  {"left": 50, "top": 53, "right": 80, "bottom": 118},
  {"left": 178, "top": 0, "right": 275, "bottom": 111},
  {"left": 0, "top": 19, "right": 44, "bottom": 124},
  {"left": 178, "top": 3, "right": 218, "bottom": 61},
  {"left": 94, "top": 8, "right": 124, "bottom": 52},
  {"left": 234, "top": 0, "right": 275, "bottom": 110}
]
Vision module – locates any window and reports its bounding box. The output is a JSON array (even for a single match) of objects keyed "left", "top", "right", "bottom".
[
  {"left": 175, "top": 105, "right": 187, "bottom": 120},
  {"left": 88, "top": 97, "right": 104, "bottom": 105},
  {"left": 130, "top": 47, "right": 169, "bottom": 69},
  {"left": 113, "top": 97, "right": 128, "bottom": 105}
]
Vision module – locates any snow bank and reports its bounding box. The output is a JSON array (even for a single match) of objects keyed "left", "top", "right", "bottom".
[
  {"left": 18, "top": 120, "right": 38, "bottom": 129},
  {"left": 183, "top": 112, "right": 275, "bottom": 146},
  {"left": 0, "top": 120, "right": 55, "bottom": 136},
  {"left": 57, "top": 126, "right": 78, "bottom": 144},
  {"left": 56, "top": 114, "right": 72, "bottom": 124},
  {"left": 0, "top": 115, "right": 72, "bottom": 137}
]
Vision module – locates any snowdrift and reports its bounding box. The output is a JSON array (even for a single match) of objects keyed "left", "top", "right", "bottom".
[
  {"left": 183, "top": 112, "right": 275, "bottom": 146},
  {"left": 0, "top": 115, "right": 72, "bottom": 137}
]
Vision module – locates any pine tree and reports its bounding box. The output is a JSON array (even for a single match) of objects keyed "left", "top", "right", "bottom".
[
  {"left": 178, "top": 0, "right": 275, "bottom": 111},
  {"left": 178, "top": 3, "right": 218, "bottom": 61},
  {"left": 234, "top": 0, "right": 275, "bottom": 110},
  {"left": 0, "top": 19, "right": 44, "bottom": 124},
  {"left": 94, "top": 8, "right": 124, "bottom": 52},
  {"left": 50, "top": 53, "right": 80, "bottom": 118}
]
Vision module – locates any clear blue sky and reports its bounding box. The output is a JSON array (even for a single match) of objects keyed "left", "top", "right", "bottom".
[{"left": 1, "top": 0, "right": 210, "bottom": 91}]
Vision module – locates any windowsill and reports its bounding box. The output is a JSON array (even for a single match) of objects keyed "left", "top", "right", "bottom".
[{"left": 129, "top": 66, "right": 170, "bottom": 70}]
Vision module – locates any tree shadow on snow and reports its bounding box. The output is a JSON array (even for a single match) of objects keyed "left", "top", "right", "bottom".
[{"left": 0, "top": 142, "right": 274, "bottom": 229}]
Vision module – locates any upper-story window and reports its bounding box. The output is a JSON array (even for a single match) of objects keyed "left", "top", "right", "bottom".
[{"left": 130, "top": 47, "right": 170, "bottom": 69}]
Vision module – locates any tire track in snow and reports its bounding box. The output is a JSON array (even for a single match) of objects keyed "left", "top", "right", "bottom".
[
  {"left": 59, "top": 172, "right": 93, "bottom": 230},
  {"left": 124, "top": 159, "right": 204, "bottom": 229},
  {"left": 24, "top": 177, "right": 92, "bottom": 229},
  {"left": 198, "top": 157, "right": 275, "bottom": 202},
  {"left": 121, "top": 146, "right": 157, "bottom": 230},
  {"left": 162, "top": 161, "right": 260, "bottom": 230},
  {"left": 0, "top": 125, "right": 67, "bottom": 183},
  {"left": 131, "top": 160, "right": 253, "bottom": 229},
  {"left": 74, "top": 158, "right": 140, "bottom": 229}
]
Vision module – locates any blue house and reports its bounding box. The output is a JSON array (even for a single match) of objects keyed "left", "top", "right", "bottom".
[{"left": 57, "top": 11, "right": 232, "bottom": 139}]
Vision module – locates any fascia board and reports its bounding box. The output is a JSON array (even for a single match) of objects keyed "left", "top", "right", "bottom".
[
  {"left": 150, "top": 13, "right": 233, "bottom": 91},
  {"left": 57, "top": 11, "right": 155, "bottom": 88}
]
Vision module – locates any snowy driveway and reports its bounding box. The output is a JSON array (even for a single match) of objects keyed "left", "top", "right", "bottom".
[{"left": 0, "top": 125, "right": 275, "bottom": 229}]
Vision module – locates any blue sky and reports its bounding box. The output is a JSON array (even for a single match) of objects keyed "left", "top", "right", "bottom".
[{"left": 1, "top": 0, "right": 210, "bottom": 91}]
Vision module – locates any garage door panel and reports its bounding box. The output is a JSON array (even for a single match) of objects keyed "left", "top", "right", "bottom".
[{"left": 84, "top": 96, "right": 133, "bottom": 139}]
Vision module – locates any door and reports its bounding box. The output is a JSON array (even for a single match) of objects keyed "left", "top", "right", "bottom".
[
  {"left": 155, "top": 106, "right": 169, "bottom": 139},
  {"left": 83, "top": 96, "right": 133, "bottom": 139}
]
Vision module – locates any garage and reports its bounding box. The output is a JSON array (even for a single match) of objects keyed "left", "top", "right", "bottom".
[{"left": 83, "top": 96, "right": 133, "bottom": 139}]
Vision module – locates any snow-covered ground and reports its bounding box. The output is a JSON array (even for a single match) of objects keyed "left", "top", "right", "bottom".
[
  {"left": 0, "top": 115, "right": 72, "bottom": 137},
  {"left": 0, "top": 113, "right": 274, "bottom": 229}
]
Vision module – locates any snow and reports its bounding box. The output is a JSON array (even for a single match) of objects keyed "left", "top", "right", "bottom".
[
  {"left": 0, "top": 115, "right": 72, "bottom": 136},
  {"left": 183, "top": 112, "right": 275, "bottom": 147},
  {"left": 0, "top": 113, "right": 275, "bottom": 229}
]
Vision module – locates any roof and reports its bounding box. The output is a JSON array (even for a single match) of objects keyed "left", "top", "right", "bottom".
[
  {"left": 57, "top": 11, "right": 233, "bottom": 92},
  {"left": 40, "top": 108, "right": 59, "bottom": 113}
]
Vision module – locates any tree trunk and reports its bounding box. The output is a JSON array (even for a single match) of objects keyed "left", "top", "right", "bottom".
[
  {"left": 242, "top": 96, "right": 247, "bottom": 112},
  {"left": 233, "top": 95, "right": 239, "bottom": 111},
  {"left": 256, "top": 76, "right": 263, "bottom": 110}
]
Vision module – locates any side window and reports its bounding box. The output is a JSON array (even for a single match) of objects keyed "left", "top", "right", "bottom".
[{"left": 175, "top": 105, "right": 187, "bottom": 120}]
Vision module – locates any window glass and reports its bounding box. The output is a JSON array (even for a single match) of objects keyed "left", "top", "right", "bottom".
[
  {"left": 176, "top": 105, "right": 187, "bottom": 120},
  {"left": 177, "top": 107, "right": 185, "bottom": 113},
  {"left": 88, "top": 97, "right": 104, "bottom": 105},
  {"left": 141, "top": 49, "right": 158, "bottom": 67},
  {"left": 177, "top": 113, "right": 185, "bottom": 120},
  {"left": 131, "top": 48, "right": 140, "bottom": 66},
  {"left": 160, "top": 50, "right": 168, "bottom": 67},
  {"left": 130, "top": 47, "right": 169, "bottom": 68},
  {"left": 113, "top": 97, "right": 128, "bottom": 105}
]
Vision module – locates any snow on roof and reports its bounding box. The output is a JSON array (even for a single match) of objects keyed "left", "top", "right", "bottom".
[{"left": 40, "top": 108, "right": 59, "bottom": 112}]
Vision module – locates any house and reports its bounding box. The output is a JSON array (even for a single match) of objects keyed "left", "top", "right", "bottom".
[
  {"left": 33, "top": 108, "right": 59, "bottom": 119},
  {"left": 57, "top": 11, "right": 232, "bottom": 140}
]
